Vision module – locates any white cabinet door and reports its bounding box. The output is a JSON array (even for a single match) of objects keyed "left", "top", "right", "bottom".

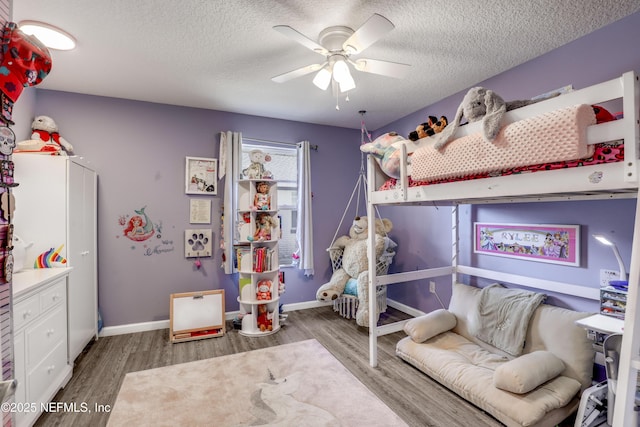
[
  {"left": 12, "top": 155, "right": 67, "bottom": 264},
  {"left": 67, "top": 161, "right": 98, "bottom": 362}
]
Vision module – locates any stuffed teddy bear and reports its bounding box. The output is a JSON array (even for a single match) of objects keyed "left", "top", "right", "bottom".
[
  {"left": 316, "top": 216, "right": 396, "bottom": 327},
  {"left": 256, "top": 279, "right": 272, "bottom": 300},
  {"left": 408, "top": 116, "right": 448, "bottom": 141},
  {"left": 15, "top": 115, "right": 74, "bottom": 155},
  {"left": 359, "top": 132, "right": 408, "bottom": 179},
  {"left": 256, "top": 304, "right": 273, "bottom": 332},
  {"left": 242, "top": 149, "right": 272, "bottom": 179},
  {"left": 430, "top": 115, "right": 448, "bottom": 134},
  {"left": 434, "top": 87, "right": 558, "bottom": 150}
]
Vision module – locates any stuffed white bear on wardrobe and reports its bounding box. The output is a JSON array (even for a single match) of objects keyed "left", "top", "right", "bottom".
[{"left": 15, "top": 115, "right": 74, "bottom": 155}]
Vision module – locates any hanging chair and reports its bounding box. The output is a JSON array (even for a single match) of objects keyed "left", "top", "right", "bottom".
[{"left": 328, "top": 113, "right": 397, "bottom": 321}]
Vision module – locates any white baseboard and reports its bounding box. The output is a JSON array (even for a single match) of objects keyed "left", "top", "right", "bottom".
[
  {"left": 99, "top": 319, "right": 170, "bottom": 337},
  {"left": 387, "top": 299, "right": 425, "bottom": 318},
  {"left": 99, "top": 299, "right": 405, "bottom": 337},
  {"left": 282, "top": 300, "right": 333, "bottom": 311}
]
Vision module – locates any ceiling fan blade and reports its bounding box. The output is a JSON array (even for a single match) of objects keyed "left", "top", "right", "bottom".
[
  {"left": 271, "top": 63, "right": 325, "bottom": 83},
  {"left": 352, "top": 58, "right": 411, "bottom": 79},
  {"left": 273, "top": 25, "right": 328, "bottom": 55},
  {"left": 342, "top": 14, "right": 395, "bottom": 54}
]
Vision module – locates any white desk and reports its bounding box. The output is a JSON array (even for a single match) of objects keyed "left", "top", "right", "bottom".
[{"left": 575, "top": 314, "right": 624, "bottom": 335}]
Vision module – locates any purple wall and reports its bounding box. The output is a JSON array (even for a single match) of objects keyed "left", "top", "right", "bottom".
[
  {"left": 377, "top": 11, "right": 640, "bottom": 314},
  {"left": 27, "top": 92, "right": 360, "bottom": 327},
  {"left": 24, "top": 11, "right": 640, "bottom": 326}
]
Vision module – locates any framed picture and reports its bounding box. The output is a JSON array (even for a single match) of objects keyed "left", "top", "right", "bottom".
[
  {"left": 185, "top": 157, "right": 217, "bottom": 195},
  {"left": 474, "top": 223, "right": 580, "bottom": 266},
  {"left": 189, "top": 199, "right": 211, "bottom": 224}
]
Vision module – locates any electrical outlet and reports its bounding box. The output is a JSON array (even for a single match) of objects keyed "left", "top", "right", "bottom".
[
  {"left": 600, "top": 269, "right": 620, "bottom": 287},
  {"left": 429, "top": 281, "right": 436, "bottom": 293}
]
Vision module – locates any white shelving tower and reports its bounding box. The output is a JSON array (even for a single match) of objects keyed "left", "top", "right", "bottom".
[{"left": 235, "top": 179, "right": 281, "bottom": 336}]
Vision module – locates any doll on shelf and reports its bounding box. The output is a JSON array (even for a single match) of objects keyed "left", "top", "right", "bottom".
[
  {"left": 254, "top": 213, "right": 273, "bottom": 241},
  {"left": 253, "top": 181, "right": 271, "bottom": 210}
]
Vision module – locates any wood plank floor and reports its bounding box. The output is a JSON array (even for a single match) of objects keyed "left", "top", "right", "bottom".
[{"left": 33, "top": 306, "right": 570, "bottom": 427}]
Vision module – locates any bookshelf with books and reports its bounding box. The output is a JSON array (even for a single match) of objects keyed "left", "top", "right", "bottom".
[{"left": 235, "top": 179, "right": 282, "bottom": 336}]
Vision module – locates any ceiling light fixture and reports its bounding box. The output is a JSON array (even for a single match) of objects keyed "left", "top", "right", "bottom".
[
  {"left": 593, "top": 234, "right": 628, "bottom": 282},
  {"left": 312, "top": 55, "right": 356, "bottom": 93},
  {"left": 312, "top": 66, "right": 331, "bottom": 91},
  {"left": 18, "top": 20, "right": 76, "bottom": 51}
]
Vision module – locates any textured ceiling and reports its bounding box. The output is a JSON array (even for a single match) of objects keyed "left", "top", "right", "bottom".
[{"left": 12, "top": 0, "right": 640, "bottom": 130}]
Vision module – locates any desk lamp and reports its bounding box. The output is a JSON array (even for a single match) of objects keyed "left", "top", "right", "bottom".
[{"left": 593, "top": 234, "right": 628, "bottom": 287}]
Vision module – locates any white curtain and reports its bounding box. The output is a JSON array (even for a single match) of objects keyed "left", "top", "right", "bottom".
[
  {"left": 296, "top": 141, "right": 314, "bottom": 276},
  {"left": 220, "top": 131, "right": 242, "bottom": 274}
]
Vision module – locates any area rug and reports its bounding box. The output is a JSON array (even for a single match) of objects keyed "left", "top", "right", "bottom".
[{"left": 108, "top": 339, "right": 408, "bottom": 426}]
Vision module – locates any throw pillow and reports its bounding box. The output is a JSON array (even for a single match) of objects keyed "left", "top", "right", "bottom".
[
  {"left": 493, "top": 350, "right": 565, "bottom": 394},
  {"left": 403, "top": 309, "right": 457, "bottom": 343}
]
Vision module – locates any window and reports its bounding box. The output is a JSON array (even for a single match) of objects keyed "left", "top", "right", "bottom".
[{"left": 240, "top": 142, "right": 298, "bottom": 267}]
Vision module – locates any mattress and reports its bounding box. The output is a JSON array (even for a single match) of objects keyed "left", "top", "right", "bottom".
[
  {"left": 379, "top": 141, "right": 623, "bottom": 191},
  {"left": 409, "top": 104, "right": 596, "bottom": 182}
]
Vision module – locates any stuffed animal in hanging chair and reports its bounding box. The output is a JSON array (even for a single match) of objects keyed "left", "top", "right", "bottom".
[{"left": 316, "top": 216, "right": 396, "bottom": 327}]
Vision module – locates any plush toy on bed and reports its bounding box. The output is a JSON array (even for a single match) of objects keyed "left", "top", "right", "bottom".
[
  {"left": 359, "top": 132, "right": 408, "bottom": 179},
  {"left": 15, "top": 115, "right": 74, "bottom": 155},
  {"left": 433, "top": 87, "right": 558, "bottom": 150},
  {"left": 408, "top": 116, "right": 448, "bottom": 141},
  {"left": 316, "top": 216, "right": 396, "bottom": 327}
]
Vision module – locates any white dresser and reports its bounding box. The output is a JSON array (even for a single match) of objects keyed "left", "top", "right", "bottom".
[{"left": 13, "top": 268, "right": 73, "bottom": 427}]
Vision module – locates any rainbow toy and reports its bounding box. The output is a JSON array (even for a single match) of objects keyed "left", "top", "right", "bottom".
[{"left": 34, "top": 245, "right": 67, "bottom": 268}]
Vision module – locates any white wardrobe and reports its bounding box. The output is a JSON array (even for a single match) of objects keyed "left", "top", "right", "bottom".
[{"left": 12, "top": 155, "right": 98, "bottom": 363}]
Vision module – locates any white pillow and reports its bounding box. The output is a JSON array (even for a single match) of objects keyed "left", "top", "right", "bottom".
[
  {"left": 403, "top": 309, "right": 457, "bottom": 343},
  {"left": 493, "top": 350, "right": 565, "bottom": 394}
]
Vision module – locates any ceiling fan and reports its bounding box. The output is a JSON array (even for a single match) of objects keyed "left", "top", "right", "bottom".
[{"left": 271, "top": 13, "right": 410, "bottom": 94}]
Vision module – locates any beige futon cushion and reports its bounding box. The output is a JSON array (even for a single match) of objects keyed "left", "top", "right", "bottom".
[
  {"left": 494, "top": 350, "right": 566, "bottom": 394},
  {"left": 403, "top": 309, "right": 457, "bottom": 343}
]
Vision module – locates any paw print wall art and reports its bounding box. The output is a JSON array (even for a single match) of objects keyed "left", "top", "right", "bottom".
[{"left": 185, "top": 229, "right": 212, "bottom": 258}]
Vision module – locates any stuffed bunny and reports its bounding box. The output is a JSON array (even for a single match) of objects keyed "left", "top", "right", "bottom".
[{"left": 434, "top": 87, "right": 555, "bottom": 150}]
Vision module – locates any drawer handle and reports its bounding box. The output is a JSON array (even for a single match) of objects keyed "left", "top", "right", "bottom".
[
  {"left": 52, "top": 294, "right": 60, "bottom": 301},
  {"left": 46, "top": 329, "right": 55, "bottom": 337},
  {"left": 23, "top": 309, "right": 32, "bottom": 319},
  {"left": 47, "top": 365, "right": 55, "bottom": 374}
]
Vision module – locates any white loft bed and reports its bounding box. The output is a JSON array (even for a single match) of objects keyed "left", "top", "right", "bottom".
[{"left": 365, "top": 71, "right": 640, "bottom": 425}]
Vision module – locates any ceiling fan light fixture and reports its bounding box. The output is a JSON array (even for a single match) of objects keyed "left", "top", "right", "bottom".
[
  {"left": 339, "top": 72, "right": 356, "bottom": 93},
  {"left": 312, "top": 67, "right": 331, "bottom": 90},
  {"left": 18, "top": 20, "right": 76, "bottom": 51},
  {"left": 332, "top": 58, "right": 351, "bottom": 84}
]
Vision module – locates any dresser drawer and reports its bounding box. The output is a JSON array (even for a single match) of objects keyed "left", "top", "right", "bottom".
[
  {"left": 40, "top": 278, "right": 66, "bottom": 312},
  {"left": 26, "top": 306, "right": 67, "bottom": 367},
  {"left": 27, "top": 341, "right": 68, "bottom": 404},
  {"left": 14, "top": 294, "right": 40, "bottom": 331}
]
